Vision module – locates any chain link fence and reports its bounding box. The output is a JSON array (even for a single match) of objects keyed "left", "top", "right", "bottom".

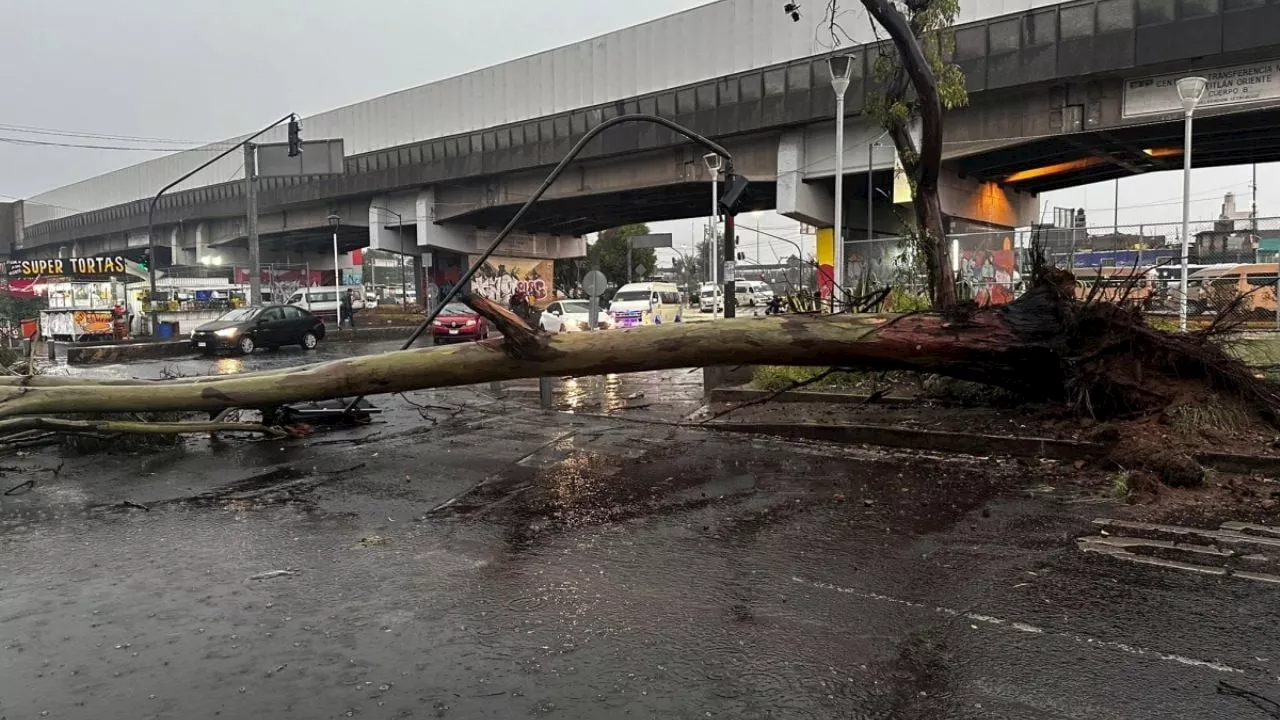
[
  {"left": 159, "top": 263, "right": 321, "bottom": 305},
  {"left": 841, "top": 217, "right": 1280, "bottom": 324}
]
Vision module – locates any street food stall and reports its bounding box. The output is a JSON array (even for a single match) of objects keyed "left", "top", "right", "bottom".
[
  {"left": 3, "top": 256, "right": 142, "bottom": 341},
  {"left": 141, "top": 280, "right": 250, "bottom": 337}
]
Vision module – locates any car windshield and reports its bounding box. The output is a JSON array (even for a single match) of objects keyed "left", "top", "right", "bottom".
[
  {"left": 439, "top": 303, "right": 473, "bottom": 315},
  {"left": 701, "top": 289, "right": 716, "bottom": 297},
  {"left": 561, "top": 301, "right": 590, "bottom": 314},
  {"left": 613, "top": 290, "right": 652, "bottom": 302},
  {"left": 216, "top": 307, "right": 260, "bottom": 322}
]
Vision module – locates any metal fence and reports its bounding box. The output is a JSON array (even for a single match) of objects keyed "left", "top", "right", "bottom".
[
  {"left": 841, "top": 217, "right": 1280, "bottom": 323},
  {"left": 161, "top": 263, "right": 321, "bottom": 304}
]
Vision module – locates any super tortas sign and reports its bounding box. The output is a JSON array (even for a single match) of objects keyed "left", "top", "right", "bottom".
[{"left": 5, "top": 256, "right": 128, "bottom": 278}]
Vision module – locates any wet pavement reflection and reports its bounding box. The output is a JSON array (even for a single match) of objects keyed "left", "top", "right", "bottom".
[{"left": 3, "top": 340, "right": 1279, "bottom": 718}]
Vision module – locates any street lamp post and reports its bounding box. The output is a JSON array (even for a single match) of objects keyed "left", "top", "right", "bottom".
[
  {"left": 370, "top": 205, "right": 409, "bottom": 309},
  {"left": 1176, "top": 76, "right": 1207, "bottom": 334},
  {"left": 703, "top": 152, "right": 724, "bottom": 319},
  {"left": 327, "top": 214, "right": 343, "bottom": 328},
  {"left": 828, "top": 54, "right": 855, "bottom": 311}
]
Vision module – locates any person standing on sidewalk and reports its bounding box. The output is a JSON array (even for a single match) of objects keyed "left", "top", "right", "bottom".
[{"left": 340, "top": 289, "right": 357, "bottom": 330}]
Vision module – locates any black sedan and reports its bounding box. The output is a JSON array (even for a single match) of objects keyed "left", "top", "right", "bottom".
[{"left": 190, "top": 305, "right": 325, "bottom": 356}]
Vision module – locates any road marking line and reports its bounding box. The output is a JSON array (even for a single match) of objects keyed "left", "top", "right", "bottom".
[{"left": 793, "top": 576, "right": 1246, "bottom": 676}]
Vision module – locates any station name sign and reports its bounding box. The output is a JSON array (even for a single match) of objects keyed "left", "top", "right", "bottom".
[
  {"left": 5, "top": 256, "right": 128, "bottom": 278},
  {"left": 1124, "top": 60, "right": 1280, "bottom": 117}
]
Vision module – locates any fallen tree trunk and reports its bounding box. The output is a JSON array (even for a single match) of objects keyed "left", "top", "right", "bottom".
[
  {"left": 0, "top": 284, "right": 1273, "bottom": 429},
  {"left": 0, "top": 296, "right": 1057, "bottom": 418}
]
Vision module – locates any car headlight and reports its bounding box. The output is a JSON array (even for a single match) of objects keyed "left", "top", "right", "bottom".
[
  {"left": 432, "top": 320, "right": 444, "bottom": 327},
  {"left": 464, "top": 319, "right": 476, "bottom": 327},
  {"left": 214, "top": 327, "right": 239, "bottom": 338}
]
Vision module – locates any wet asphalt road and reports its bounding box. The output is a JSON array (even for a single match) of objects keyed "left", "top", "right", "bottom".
[{"left": 3, "top": 342, "right": 1280, "bottom": 718}]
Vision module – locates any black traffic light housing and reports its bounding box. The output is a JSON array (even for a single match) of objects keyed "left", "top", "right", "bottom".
[
  {"left": 718, "top": 172, "right": 750, "bottom": 214},
  {"left": 287, "top": 116, "right": 302, "bottom": 157}
]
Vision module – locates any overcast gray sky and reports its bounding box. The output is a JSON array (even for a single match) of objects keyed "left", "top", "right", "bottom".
[
  {"left": 0, "top": 0, "right": 702, "bottom": 199},
  {"left": 2, "top": 0, "right": 1274, "bottom": 257}
]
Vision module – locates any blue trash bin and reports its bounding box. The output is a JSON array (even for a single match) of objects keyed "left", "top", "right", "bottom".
[{"left": 156, "top": 322, "right": 175, "bottom": 340}]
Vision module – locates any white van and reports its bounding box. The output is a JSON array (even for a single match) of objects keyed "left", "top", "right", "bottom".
[
  {"left": 607, "top": 282, "right": 683, "bottom": 328},
  {"left": 286, "top": 287, "right": 366, "bottom": 317},
  {"left": 699, "top": 282, "right": 723, "bottom": 313},
  {"left": 735, "top": 280, "right": 774, "bottom": 307}
]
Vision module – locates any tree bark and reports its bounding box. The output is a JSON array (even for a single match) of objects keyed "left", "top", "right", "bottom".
[
  {"left": 0, "top": 417, "right": 286, "bottom": 438},
  {"left": 0, "top": 297, "right": 1070, "bottom": 420},
  {"left": 859, "top": 0, "right": 954, "bottom": 309}
]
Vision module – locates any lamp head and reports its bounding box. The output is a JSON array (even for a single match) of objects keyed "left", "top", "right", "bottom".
[
  {"left": 326, "top": 213, "right": 341, "bottom": 229},
  {"left": 702, "top": 152, "right": 724, "bottom": 174},
  {"left": 1176, "top": 76, "right": 1208, "bottom": 112},
  {"left": 828, "top": 54, "right": 856, "bottom": 96}
]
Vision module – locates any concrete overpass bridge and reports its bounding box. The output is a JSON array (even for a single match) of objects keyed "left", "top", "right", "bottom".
[{"left": 5, "top": 0, "right": 1280, "bottom": 291}]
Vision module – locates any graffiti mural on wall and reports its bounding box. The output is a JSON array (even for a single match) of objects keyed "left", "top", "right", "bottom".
[
  {"left": 468, "top": 255, "right": 554, "bottom": 303},
  {"left": 846, "top": 240, "right": 910, "bottom": 296},
  {"left": 958, "top": 249, "right": 1018, "bottom": 305}
]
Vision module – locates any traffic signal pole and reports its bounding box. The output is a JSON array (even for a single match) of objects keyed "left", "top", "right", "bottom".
[
  {"left": 145, "top": 113, "right": 296, "bottom": 333},
  {"left": 245, "top": 142, "right": 261, "bottom": 306}
]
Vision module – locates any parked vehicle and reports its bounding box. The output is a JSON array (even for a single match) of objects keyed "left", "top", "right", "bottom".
[
  {"left": 735, "top": 280, "right": 774, "bottom": 307},
  {"left": 699, "top": 282, "right": 723, "bottom": 313},
  {"left": 286, "top": 287, "right": 368, "bottom": 318},
  {"left": 540, "top": 299, "right": 613, "bottom": 333},
  {"left": 429, "top": 302, "right": 491, "bottom": 343},
  {"left": 607, "top": 282, "right": 683, "bottom": 328},
  {"left": 190, "top": 304, "right": 325, "bottom": 356},
  {"left": 1072, "top": 266, "right": 1159, "bottom": 306},
  {"left": 1184, "top": 263, "right": 1280, "bottom": 317}
]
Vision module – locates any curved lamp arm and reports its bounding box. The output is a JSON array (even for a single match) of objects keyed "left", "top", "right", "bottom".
[{"left": 395, "top": 113, "right": 735, "bottom": 351}]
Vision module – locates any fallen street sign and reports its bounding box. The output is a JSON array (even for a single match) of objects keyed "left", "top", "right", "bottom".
[{"left": 1123, "top": 60, "right": 1280, "bottom": 117}]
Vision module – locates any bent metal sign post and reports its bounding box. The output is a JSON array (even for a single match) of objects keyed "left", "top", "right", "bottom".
[
  {"left": 1123, "top": 60, "right": 1280, "bottom": 117},
  {"left": 5, "top": 256, "right": 128, "bottom": 279}
]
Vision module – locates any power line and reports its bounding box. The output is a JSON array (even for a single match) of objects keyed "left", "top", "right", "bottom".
[
  {"left": 0, "top": 121, "right": 214, "bottom": 145},
  {"left": 0, "top": 192, "right": 86, "bottom": 213},
  {"left": 0, "top": 136, "right": 227, "bottom": 153}
]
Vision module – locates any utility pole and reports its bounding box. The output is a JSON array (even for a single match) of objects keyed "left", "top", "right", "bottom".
[
  {"left": 868, "top": 142, "right": 875, "bottom": 242},
  {"left": 1113, "top": 178, "right": 1120, "bottom": 236},
  {"left": 724, "top": 213, "right": 736, "bottom": 319},
  {"left": 244, "top": 142, "right": 261, "bottom": 306}
]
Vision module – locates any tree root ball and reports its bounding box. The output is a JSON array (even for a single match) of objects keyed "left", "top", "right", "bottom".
[{"left": 1143, "top": 450, "right": 1206, "bottom": 488}]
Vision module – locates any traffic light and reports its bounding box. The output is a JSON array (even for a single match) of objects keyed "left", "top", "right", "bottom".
[
  {"left": 138, "top": 250, "right": 149, "bottom": 273},
  {"left": 287, "top": 116, "right": 302, "bottom": 157},
  {"left": 719, "top": 173, "right": 750, "bottom": 213}
]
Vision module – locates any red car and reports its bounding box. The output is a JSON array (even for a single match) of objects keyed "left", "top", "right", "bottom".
[{"left": 429, "top": 302, "right": 491, "bottom": 343}]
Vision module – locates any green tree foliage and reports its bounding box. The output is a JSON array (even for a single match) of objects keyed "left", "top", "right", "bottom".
[
  {"left": 587, "top": 224, "right": 656, "bottom": 286},
  {"left": 799, "top": 0, "right": 968, "bottom": 308},
  {"left": 0, "top": 294, "right": 45, "bottom": 324}
]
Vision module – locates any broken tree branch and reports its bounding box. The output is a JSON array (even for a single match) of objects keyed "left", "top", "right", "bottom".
[
  {"left": 0, "top": 417, "right": 287, "bottom": 438},
  {"left": 462, "top": 293, "right": 548, "bottom": 359}
]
